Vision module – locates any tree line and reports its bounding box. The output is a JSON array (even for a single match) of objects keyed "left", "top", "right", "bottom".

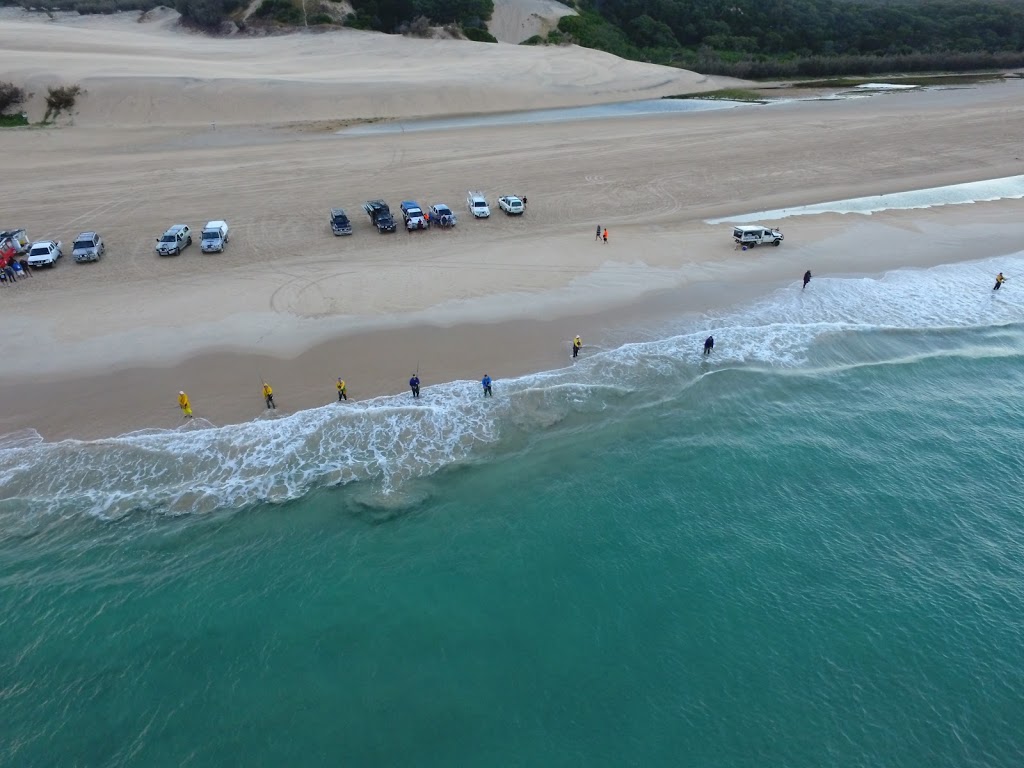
[{"left": 529, "top": 0, "right": 1024, "bottom": 76}]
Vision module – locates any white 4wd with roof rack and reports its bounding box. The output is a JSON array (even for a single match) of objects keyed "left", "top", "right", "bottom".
[{"left": 732, "top": 224, "right": 783, "bottom": 247}]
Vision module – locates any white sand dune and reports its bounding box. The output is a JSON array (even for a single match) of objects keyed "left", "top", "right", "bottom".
[
  {"left": 488, "top": 0, "right": 576, "bottom": 44},
  {"left": 0, "top": 10, "right": 734, "bottom": 127}
]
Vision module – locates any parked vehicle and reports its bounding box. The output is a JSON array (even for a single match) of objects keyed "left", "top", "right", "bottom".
[
  {"left": 400, "top": 201, "right": 429, "bottom": 231},
  {"left": 0, "top": 229, "right": 30, "bottom": 255},
  {"left": 72, "top": 232, "right": 105, "bottom": 263},
  {"left": 1, "top": 239, "right": 19, "bottom": 268},
  {"left": 155, "top": 224, "right": 192, "bottom": 256},
  {"left": 27, "top": 240, "right": 63, "bottom": 268},
  {"left": 200, "top": 220, "right": 230, "bottom": 253},
  {"left": 363, "top": 200, "right": 397, "bottom": 233},
  {"left": 330, "top": 208, "right": 353, "bottom": 236},
  {"left": 498, "top": 195, "right": 524, "bottom": 215},
  {"left": 733, "top": 224, "right": 783, "bottom": 247},
  {"left": 467, "top": 191, "right": 490, "bottom": 218},
  {"left": 429, "top": 204, "right": 456, "bottom": 228}
]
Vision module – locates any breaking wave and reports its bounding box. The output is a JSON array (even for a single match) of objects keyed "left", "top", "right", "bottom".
[{"left": 2, "top": 254, "right": 1022, "bottom": 519}]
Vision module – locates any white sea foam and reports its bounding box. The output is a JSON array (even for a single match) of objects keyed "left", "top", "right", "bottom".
[
  {"left": 854, "top": 83, "right": 919, "bottom": 90},
  {"left": 2, "top": 255, "right": 1022, "bottom": 518},
  {"left": 706, "top": 175, "right": 1024, "bottom": 224}
]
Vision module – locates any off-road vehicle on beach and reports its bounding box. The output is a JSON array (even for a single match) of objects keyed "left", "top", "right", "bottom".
[
  {"left": 72, "top": 232, "right": 105, "bottom": 263},
  {"left": 429, "top": 204, "right": 456, "bottom": 228},
  {"left": 363, "top": 200, "right": 397, "bottom": 233},
  {"left": 400, "top": 201, "right": 429, "bottom": 231},
  {"left": 467, "top": 191, "right": 490, "bottom": 218},
  {"left": 0, "top": 229, "right": 30, "bottom": 255},
  {"left": 732, "top": 225, "right": 784, "bottom": 247},
  {"left": 330, "top": 208, "right": 353, "bottom": 236},
  {"left": 27, "top": 240, "right": 63, "bottom": 268},
  {"left": 156, "top": 224, "right": 192, "bottom": 256},
  {"left": 200, "top": 221, "right": 230, "bottom": 253},
  {"left": 498, "top": 195, "right": 524, "bottom": 215}
]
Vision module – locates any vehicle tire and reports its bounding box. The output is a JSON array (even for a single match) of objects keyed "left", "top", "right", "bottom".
[
  {"left": 748, "top": 241, "right": 756, "bottom": 248},
  {"left": 773, "top": 240, "right": 781, "bottom": 246},
  {"left": 187, "top": 236, "right": 192, "bottom": 246}
]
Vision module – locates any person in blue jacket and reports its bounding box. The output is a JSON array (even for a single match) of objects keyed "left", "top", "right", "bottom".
[
  {"left": 482, "top": 374, "right": 492, "bottom": 397},
  {"left": 409, "top": 374, "right": 420, "bottom": 398}
]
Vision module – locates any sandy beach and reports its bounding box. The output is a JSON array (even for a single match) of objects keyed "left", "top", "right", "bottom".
[{"left": 1, "top": 11, "right": 1023, "bottom": 440}]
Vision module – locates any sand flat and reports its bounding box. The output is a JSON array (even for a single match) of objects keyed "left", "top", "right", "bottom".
[{"left": 1, "top": 12, "right": 1023, "bottom": 438}]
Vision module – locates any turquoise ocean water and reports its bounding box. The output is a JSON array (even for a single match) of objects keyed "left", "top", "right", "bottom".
[{"left": 2, "top": 255, "right": 1024, "bottom": 766}]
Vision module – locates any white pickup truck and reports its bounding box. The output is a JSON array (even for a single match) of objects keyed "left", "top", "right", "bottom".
[
  {"left": 733, "top": 225, "right": 784, "bottom": 247},
  {"left": 27, "top": 240, "right": 63, "bottom": 268},
  {"left": 201, "top": 220, "right": 230, "bottom": 253},
  {"left": 467, "top": 191, "right": 490, "bottom": 218}
]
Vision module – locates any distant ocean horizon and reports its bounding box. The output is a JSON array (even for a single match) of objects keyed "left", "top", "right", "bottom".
[{"left": 3, "top": 248, "right": 1024, "bottom": 765}]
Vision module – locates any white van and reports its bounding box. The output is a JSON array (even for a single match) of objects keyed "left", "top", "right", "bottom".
[{"left": 733, "top": 225, "right": 783, "bottom": 247}]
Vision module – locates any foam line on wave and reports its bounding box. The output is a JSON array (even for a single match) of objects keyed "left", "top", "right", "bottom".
[{"left": 1, "top": 255, "right": 1021, "bottom": 518}]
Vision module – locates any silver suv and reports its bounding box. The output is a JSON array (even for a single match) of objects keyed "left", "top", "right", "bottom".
[
  {"left": 156, "top": 224, "right": 192, "bottom": 256},
  {"left": 72, "top": 231, "right": 105, "bottom": 263}
]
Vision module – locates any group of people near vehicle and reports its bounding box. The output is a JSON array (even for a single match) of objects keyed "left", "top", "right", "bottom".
[
  {"left": 0, "top": 259, "right": 32, "bottom": 286},
  {"left": 175, "top": 267, "right": 1011, "bottom": 421}
]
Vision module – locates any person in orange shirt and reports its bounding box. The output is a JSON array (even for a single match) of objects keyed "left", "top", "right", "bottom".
[{"left": 603, "top": 228, "right": 608, "bottom": 244}]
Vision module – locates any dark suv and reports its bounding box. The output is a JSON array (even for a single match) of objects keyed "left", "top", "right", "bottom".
[{"left": 330, "top": 208, "right": 353, "bottom": 236}]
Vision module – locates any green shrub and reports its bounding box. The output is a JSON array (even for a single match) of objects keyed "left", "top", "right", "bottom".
[
  {"left": 44, "top": 84, "right": 81, "bottom": 122},
  {"left": 254, "top": 0, "right": 301, "bottom": 23},
  {"left": 462, "top": 25, "right": 496, "bottom": 42},
  {"left": 0, "top": 82, "right": 27, "bottom": 116}
]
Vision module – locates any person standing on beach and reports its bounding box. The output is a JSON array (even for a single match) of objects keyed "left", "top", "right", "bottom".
[
  {"left": 803, "top": 270, "right": 812, "bottom": 290},
  {"left": 482, "top": 374, "right": 493, "bottom": 397},
  {"left": 595, "top": 224, "right": 602, "bottom": 241},
  {"left": 410, "top": 374, "right": 421, "bottom": 398},
  {"left": 603, "top": 228, "right": 609, "bottom": 244},
  {"left": 573, "top": 335, "right": 582, "bottom": 358},
  {"left": 994, "top": 272, "right": 1006, "bottom": 290},
  {"left": 703, "top": 335, "right": 714, "bottom": 355},
  {"left": 262, "top": 381, "right": 276, "bottom": 409},
  {"left": 336, "top": 378, "right": 348, "bottom": 401},
  {"left": 178, "top": 391, "right": 193, "bottom": 418}
]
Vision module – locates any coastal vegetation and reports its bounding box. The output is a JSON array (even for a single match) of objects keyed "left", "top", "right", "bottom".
[
  {"left": 43, "top": 84, "right": 82, "bottom": 122},
  {"left": 6, "top": 0, "right": 1024, "bottom": 76},
  {"left": 0, "top": 80, "right": 83, "bottom": 127},
  {"left": 524, "top": 0, "right": 1024, "bottom": 77},
  {"left": 0, "top": 81, "right": 27, "bottom": 116}
]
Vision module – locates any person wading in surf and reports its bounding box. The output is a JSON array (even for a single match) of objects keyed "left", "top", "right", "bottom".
[
  {"left": 704, "top": 335, "right": 714, "bottom": 355},
  {"left": 803, "top": 270, "right": 812, "bottom": 290},
  {"left": 410, "top": 374, "right": 421, "bottom": 398},
  {"left": 178, "top": 391, "right": 193, "bottom": 418},
  {"left": 994, "top": 272, "right": 1007, "bottom": 291}
]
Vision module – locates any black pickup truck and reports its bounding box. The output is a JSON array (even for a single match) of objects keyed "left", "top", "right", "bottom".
[{"left": 362, "top": 200, "right": 397, "bottom": 233}]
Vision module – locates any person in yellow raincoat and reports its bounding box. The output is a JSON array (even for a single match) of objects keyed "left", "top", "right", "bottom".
[
  {"left": 262, "top": 382, "right": 276, "bottom": 409},
  {"left": 336, "top": 378, "right": 348, "bottom": 401},
  {"left": 178, "top": 391, "right": 193, "bottom": 418}
]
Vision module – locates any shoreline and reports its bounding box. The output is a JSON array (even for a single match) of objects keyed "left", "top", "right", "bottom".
[
  {"left": 4, "top": 197, "right": 1023, "bottom": 442},
  {"left": 1, "top": 18, "right": 1022, "bottom": 443}
]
